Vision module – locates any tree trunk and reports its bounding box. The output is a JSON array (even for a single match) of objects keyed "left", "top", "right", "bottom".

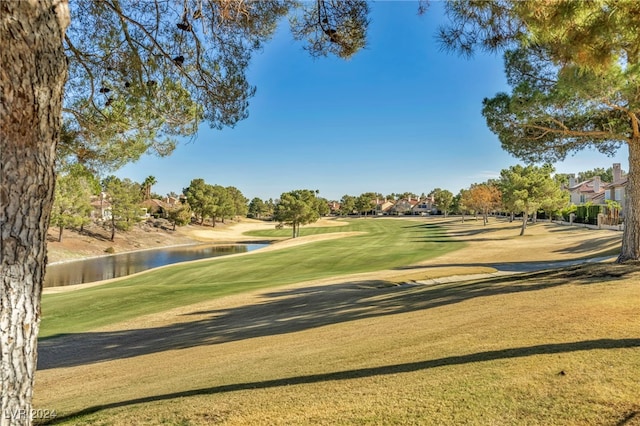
[
  {"left": 520, "top": 212, "right": 528, "bottom": 236},
  {"left": 111, "top": 217, "right": 116, "bottom": 242},
  {"left": 1, "top": 1, "right": 69, "bottom": 423},
  {"left": 618, "top": 135, "right": 640, "bottom": 262},
  {"left": 58, "top": 226, "right": 64, "bottom": 243}
]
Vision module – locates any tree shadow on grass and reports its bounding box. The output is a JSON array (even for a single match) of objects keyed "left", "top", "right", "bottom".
[
  {"left": 393, "top": 257, "right": 619, "bottom": 273},
  {"left": 547, "top": 226, "right": 594, "bottom": 233},
  {"left": 404, "top": 222, "right": 512, "bottom": 236},
  {"left": 412, "top": 237, "right": 513, "bottom": 243},
  {"left": 552, "top": 234, "right": 621, "bottom": 255},
  {"left": 41, "top": 337, "right": 640, "bottom": 425},
  {"left": 38, "top": 264, "right": 638, "bottom": 371},
  {"left": 404, "top": 222, "right": 526, "bottom": 243}
]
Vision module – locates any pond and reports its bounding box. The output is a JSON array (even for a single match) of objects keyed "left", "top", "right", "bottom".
[{"left": 44, "top": 243, "right": 268, "bottom": 287}]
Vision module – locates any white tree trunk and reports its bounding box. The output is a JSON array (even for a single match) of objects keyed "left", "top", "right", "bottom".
[
  {"left": 1, "top": 1, "right": 69, "bottom": 424},
  {"left": 618, "top": 136, "right": 640, "bottom": 262}
]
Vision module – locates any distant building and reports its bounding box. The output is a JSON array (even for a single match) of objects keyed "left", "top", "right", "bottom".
[
  {"left": 603, "top": 163, "right": 628, "bottom": 213},
  {"left": 375, "top": 199, "right": 394, "bottom": 215},
  {"left": 390, "top": 198, "right": 420, "bottom": 215},
  {"left": 567, "top": 175, "right": 606, "bottom": 205},
  {"left": 412, "top": 195, "right": 435, "bottom": 216},
  {"left": 90, "top": 192, "right": 112, "bottom": 221},
  {"left": 328, "top": 201, "right": 341, "bottom": 215},
  {"left": 141, "top": 198, "right": 172, "bottom": 218}
]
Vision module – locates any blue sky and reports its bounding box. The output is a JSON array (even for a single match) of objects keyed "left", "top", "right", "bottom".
[{"left": 116, "top": 1, "right": 628, "bottom": 201}]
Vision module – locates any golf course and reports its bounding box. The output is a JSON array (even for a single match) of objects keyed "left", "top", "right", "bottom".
[{"left": 34, "top": 217, "right": 640, "bottom": 425}]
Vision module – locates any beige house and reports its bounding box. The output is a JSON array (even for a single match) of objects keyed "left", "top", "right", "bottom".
[
  {"left": 389, "top": 198, "right": 420, "bottom": 215},
  {"left": 603, "top": 163, "right": 628, "bottom": 213},
  {"left": 375, "top": 199, "right": 394, "bottom": 215},
  {"left": 90, "top": 192, "right": 112, "bottom": 221},
  {"left": 141, "top": 199, "right": 171, "bottom": 218},
  {"left": 567, "top": 175, "right": 606, "bottom": 205},
  {"left": 412, "top": 196, "right": 435, "bottom": 215},
  {"left": 165, "top": 196, "right": 183, "bottom": 208}
]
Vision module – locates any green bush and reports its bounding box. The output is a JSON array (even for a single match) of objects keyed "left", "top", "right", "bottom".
[
  {"left": 560, "top": 204, "right": 577, "bottom": 222},
  {"left": 575, "top": 204, "right": 601, "bottom": 225}
]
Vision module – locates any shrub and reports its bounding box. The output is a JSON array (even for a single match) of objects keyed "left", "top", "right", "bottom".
[{"left": 575, "top": 204, "right": 601, "bottom": 225}]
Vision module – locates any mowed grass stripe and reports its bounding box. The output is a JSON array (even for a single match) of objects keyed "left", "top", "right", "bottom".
[{"left": 40, "top": 218, "right": 463, "bottom": 338}]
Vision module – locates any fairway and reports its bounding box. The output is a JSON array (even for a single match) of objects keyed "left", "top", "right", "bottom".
[
  {"left": 34, "top": 218, "right": 638, "bottom": 425},
  {"left": 40, "top": 218, "right": 463, "bottom": 338}
]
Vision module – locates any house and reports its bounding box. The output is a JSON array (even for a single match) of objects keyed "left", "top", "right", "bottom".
[
  {"left": 165, "top": 196, "right": 183, "bottom": 208},
  {"left": 412, "top": 195, "right": 435, "bottom": 216},
  {"left": 604, "top": 163, "right": 628, "bottom": 213},
  {"left": 567, "top": 175, "right": 607, "bottom": 205},
  {"left": 375, "top": 199, "right": 394, "bottom": 215},
  {"left": 389, "top": 198, "right": 420, "bottom": 215},
  {"left": 90, "top": 192, "right": 112, "bottom": 221},
  {"left": 141, "top": 198, "right": 172, "bottom": 219},
  {"left": 328, "top": 201, "right": 341, "bottom": 215}
]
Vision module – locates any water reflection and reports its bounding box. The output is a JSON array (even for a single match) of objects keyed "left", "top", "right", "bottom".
[{"left": 45, "top": 244, "right": 267, "bottom": 287}]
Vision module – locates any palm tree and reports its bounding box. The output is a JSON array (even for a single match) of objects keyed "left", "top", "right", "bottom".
[{"left": 142, "top": 176, "right": 157, "bottom": 200}]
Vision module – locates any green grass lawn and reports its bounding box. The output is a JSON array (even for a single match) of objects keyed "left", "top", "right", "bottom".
[
  {"left": 36, "top": 263, "right": 640, "bottom": 426},
  {"left": 40, "top": 218, "right": 463, "bottom": 338},
  {"left": 34, "top": 219, "right": 640, "bottom": 425}
]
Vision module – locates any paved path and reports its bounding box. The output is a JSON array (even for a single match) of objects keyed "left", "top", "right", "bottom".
[{"left": 414, "top": 256, "right": 614, "bottom": 285}]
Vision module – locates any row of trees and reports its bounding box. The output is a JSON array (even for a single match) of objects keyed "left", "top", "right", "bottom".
[
  {"left": 51, "top": 167, "right": 194, "bottom": 242},
  {"left": 51, "top": 159, "right": 597, "bottom": 244},
  {"left": 247, "top": 197, "right": 277, "bottom": 219},
  {"left": 440, "top": 164, "right": 567, "bottom": 236},
  {"left": 320, "top": 164, "right": 564, "bottom": 237},
  {"left": 48, "top": 158, "right": 626, "bottom": 253},
  {"left": 335, "top": 191, "right": 435, "bottom": 216},
  {"left": 50, "top": 164, "right": 144, "bottom": 243},
  {"left": 318, "top": 164, "right": 567, "bottom": 237},
  {"left": 183, "top": 179, "right": 248, "bottom": 227},
  {"left": 51, "top": 172, "right": 331, "bottom": 242}
]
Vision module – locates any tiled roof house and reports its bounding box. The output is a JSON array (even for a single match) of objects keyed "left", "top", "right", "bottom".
[
  {"left": 390, "top": 198, "right": 420, "bottom": 215},
  {"left": 567, "top": 175, "right": 607, "bottom": 205},
  {"left": 375, "top": 198, "right": 394, "bottom": 215},
  {"left": 603, "top": 163, "right": 628, "bottom": 213}
]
